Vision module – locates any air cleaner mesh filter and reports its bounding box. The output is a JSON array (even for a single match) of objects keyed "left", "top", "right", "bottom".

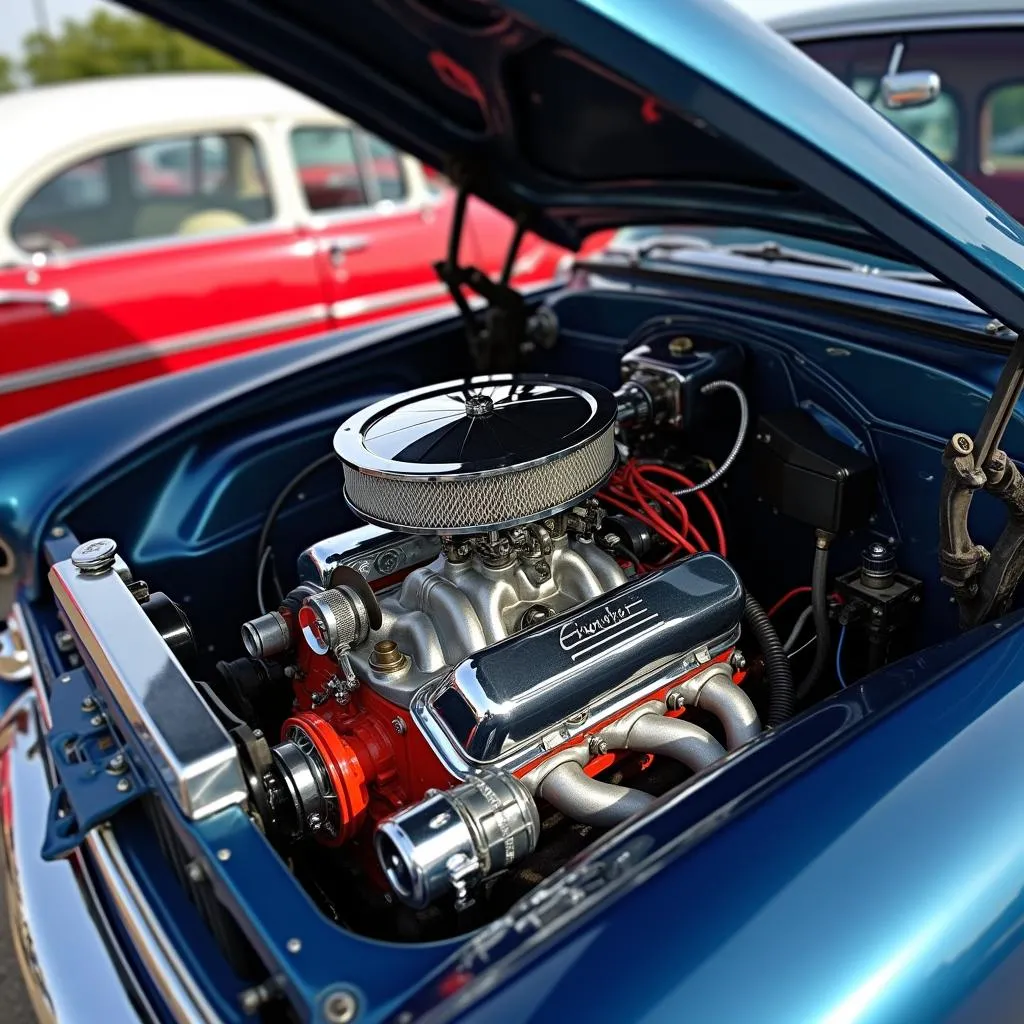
[{"left": 334, "top": 375, "right": 618, "bottom": 534}]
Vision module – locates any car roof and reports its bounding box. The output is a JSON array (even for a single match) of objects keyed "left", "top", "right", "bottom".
[
  {"left": 769, "top": 0, "right": 1024, "bottom": 41},
  {"left": 0, "top": 73, "right": 346, "bottom": 195}
]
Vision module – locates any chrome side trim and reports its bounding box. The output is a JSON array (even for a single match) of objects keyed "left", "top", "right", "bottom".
[
  {"left": 49, "top": 559, "right": 247, "bottom": 819},
  {"left": 0, "top": 302, "right": 328, "bottom": 396},
  {"left": 0, "top": 692, "right": 150, "bottom": 1024},
  {"left": 0, "top": 615, "right": 31, "bottom": 682},
  {"left": 86, "top": 826, "right": 220, "bottom": 1024},
  {"left": 12, "top": 219, "right": 295, "bottom": 266},
  {"left": 781, "top": 13, "right": 1024, "bottom": 42},
  {"left": 330, "top": 279, "right": 451, "bottom": 321}
]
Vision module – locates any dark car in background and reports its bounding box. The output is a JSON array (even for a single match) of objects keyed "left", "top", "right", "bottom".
[{"left": 772, "top": 0, "right": 1024, "bottom": 222}]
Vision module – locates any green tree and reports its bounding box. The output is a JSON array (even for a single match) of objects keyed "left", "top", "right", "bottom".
[
  {"left": 0, "top": 54, "right": 14, "bottom": 93},
  {"left": 22, "top": 10, "right": 246, "bottom": 86}
]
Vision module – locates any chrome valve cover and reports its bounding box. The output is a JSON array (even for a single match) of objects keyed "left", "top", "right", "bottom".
[{"left": 413, "top": 553, "right": 745, "bottom": 776}]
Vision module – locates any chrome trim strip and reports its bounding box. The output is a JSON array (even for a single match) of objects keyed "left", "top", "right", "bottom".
[
  {"left": 49, "top": 559, "right": 247, "bottom": 819},
  {"left": 0, "top": 615, "right": 31, "bottom": 682},
  {"left": 781, "top": 13, "right": 1024, "bottom": 42},
  {"left": 86, "top": 826, "right": 220, "bottom": 1024},
  {"left": 13, "top": 219, "right": 294, "bottom": 266},
  {"left": 11, "top": 601, "right": 51, "bottom": 728},
  {"left": 330, "top": 279, "right": 451, "bottom": 321},
  {"left": 0, "top": 302, "right": 327, "bottom": 396},
  {"left": 0, "top": 692, "right": 151, "bottom": 1024}
]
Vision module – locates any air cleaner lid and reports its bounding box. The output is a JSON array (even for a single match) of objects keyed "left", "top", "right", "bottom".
[{"left": 335, "top": 374, "right": 617, "bottom": 534}]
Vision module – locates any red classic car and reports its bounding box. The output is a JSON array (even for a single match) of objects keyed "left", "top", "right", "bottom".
[{"left": 0, "top": 73, "right": 598, "bottom": 428}]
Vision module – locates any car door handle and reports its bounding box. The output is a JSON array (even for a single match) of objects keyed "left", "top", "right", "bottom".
[
  {"left": 326, "top": 236, "right": 370, "bottom": 268},
  {"left": 0, "top": 288, "right": 71, "bottom": 315}
]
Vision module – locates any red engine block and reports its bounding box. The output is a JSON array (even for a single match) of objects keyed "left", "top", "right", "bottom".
[
  {"left": 284, "top": 639, "right": 456, "bottom": 845},
  {"left": 284, "top": 626, "right": 740, "bottom": 848}
]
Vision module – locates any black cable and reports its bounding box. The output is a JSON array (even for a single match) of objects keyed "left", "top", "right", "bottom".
[
  {"left": 611, "top": 542, "right": 642, "bottom": 573},
  {"left": 256, "top": 452, "right": 336, "bottom": 612},
  {"left": 796, "top": 534, "right": 832, "bottom": 700},
  {"left": 743, "top": 592, "right": 795, "bottom": 727}
]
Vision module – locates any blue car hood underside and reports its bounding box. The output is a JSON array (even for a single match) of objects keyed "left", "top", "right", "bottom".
[{"left": 123, "top": 0, "right": 1024, "bottom": 332}]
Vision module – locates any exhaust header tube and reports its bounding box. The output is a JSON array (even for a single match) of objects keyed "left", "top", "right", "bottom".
[
  {"left": 667, "top": 663, "right": 761, "bottom": 750},
  {"left": 538, "top": 761, "right": 656, "bottom": 828}
]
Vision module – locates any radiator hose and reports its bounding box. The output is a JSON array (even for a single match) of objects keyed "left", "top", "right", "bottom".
[{"left": 744, "top": 592, "right": 795, "bottom": 726}]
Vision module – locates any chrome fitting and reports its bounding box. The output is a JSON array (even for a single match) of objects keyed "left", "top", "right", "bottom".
[
  {"left": 241, "top": 610, "right": 292, "bottom": 659},
  {"left": 375, "top": 770, "right": 540, "bottom": 909}
]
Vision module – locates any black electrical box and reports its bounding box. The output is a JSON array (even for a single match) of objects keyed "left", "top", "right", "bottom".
[{"left": 751, "top": 409, "right": 876, "bottom": 534}]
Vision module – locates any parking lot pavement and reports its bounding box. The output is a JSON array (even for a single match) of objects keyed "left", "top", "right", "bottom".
[{"left": 0, "top": 890, "right": 35, "bottom": 1022}]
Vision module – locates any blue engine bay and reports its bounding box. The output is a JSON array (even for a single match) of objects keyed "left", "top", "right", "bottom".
[{"left": 8, "top": 265, "right": 1024, "bottom": 1022}]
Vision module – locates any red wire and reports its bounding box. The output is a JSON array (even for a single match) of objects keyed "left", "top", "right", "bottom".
[
  {"left": 766, "top": 586, "right": 812, "bottom": 617},
  {"left": 633, "top": 463, "right": 727, "bottom": 556},
  {"left": 623, "top": 466, "right": 694, "bottom": 552},
  {"left": 598, "top": 458, "right": 729, "bottom": 568}
]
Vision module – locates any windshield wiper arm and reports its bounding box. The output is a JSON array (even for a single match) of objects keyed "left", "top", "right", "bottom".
[
  {"left": 604, "top": 232, "right": 713, "bottom": 263},
  {"left": 721, "top": 240, "right": 940, "bottom": 284}
]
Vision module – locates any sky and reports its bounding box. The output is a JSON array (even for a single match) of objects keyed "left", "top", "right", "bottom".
[{"left": 0, "top": 0, "right": 834, "bottom": 59}]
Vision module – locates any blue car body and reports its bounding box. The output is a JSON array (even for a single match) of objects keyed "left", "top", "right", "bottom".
[{"left": 4, "top": 1, "right": 1024, "bottom": 1022}]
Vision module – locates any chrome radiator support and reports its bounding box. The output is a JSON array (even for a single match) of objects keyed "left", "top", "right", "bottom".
[{"left": 49, "top": 540, "right": 247, "bottom": 820}]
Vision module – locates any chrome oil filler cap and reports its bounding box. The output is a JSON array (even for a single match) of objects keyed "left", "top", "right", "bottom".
[{"left": 71, "top": 537, "right": 118, "bottom": 574}]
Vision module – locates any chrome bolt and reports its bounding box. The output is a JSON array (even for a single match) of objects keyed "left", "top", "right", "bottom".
[
  {"left": 391, "top": 717, "right": 406, "bottom": 735},
  {"left": 115, "top": 778, "right": 131, "bottom": 793},
  {"left": 323, "top": 991, "right": 358, "bottom": 1024},
  {"left": 80, "top": 695, "right": 97, "bottom": 712},
  {"left": 252, "top": 729, "right": 263, "bottom": 739},
  {"left": 286, "top": 937, "right": 302, "bottom": 954},
  {"left": 239, "top": 988, "right": 263, "bottom": 1015},
  {"left": 59, "top": 674, "right": 71, "bottom": 685},
  {"left": 54, "top": 630, "right": 75, "bottom": 653},
  {"left": 50, "top": 526, "right": 66, "bottom": 538},
  {"left": 185, "top": 861, "right": 204, "bottom": 883},
  {"left": 730, "top": 650, "right": 747, "bottom": 672},
  {"left": 71, "top": 537, "right": 118, "bottom": 575},
  {"left": 589, "top": 736, "right": 609, "bottom": 756},
  {"left": 107, "top": 753, "right": 127, "bottom": 774},
  {"left": 89, "top": 714, "right": 104, "bottom": 727},
  {"left": 216, "top": 848, "right": 231, "bottom": 862}
]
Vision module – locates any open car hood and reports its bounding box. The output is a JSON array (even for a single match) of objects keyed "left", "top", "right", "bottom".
[{"left": 126, "top": 0, "right": 1024, "bottom": 331}]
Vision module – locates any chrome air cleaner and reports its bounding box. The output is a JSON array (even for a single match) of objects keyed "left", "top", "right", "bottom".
[{"left": 334, "top": 375, "right": 618, "bottom": 534}]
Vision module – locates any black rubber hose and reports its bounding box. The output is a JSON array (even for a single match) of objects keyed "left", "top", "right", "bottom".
[
  {"left": 743, "top": 592, "right": 795, "bottom": 727},
  {"left": 796, "top": 540, "right": 831, "bottom": 700}
]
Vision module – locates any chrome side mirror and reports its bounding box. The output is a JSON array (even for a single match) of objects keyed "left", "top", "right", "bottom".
[{"left": 880, "top": 42, "right": 940, "bottom": 110}]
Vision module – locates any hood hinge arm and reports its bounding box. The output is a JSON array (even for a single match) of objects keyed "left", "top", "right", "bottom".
[
  {"left": 939, "top": 329, "right": 1024, "bottom": 626},
  {"left": 433, "top": 186, "right": 531, "bottom": 373}
]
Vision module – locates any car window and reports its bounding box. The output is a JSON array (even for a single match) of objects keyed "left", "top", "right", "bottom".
[
  {"left": 982, "top": 83, "right": 1024, "bottom": 175},
  {"left": 851, "top": 75, "right": 959, "bottom": 162},
  {"left": 12, "top": 132, "right": 272, "bottom": 254},
  {"left": 290, "top": 126, "right": 368, "bottom": 211},
  {"left": 365, "top": 134, "right": 407, "bottom": 202}
]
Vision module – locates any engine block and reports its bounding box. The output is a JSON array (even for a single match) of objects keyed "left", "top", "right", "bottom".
[{"left": 238, "top": 374, "right": 761, "bottom": 912}]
